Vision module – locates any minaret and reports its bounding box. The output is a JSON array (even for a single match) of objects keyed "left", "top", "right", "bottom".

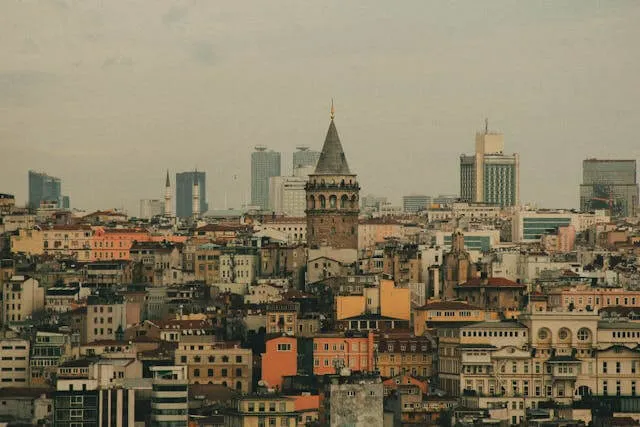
[
  {"left": 164, "top": 170, "right": 173, "bottom": 218},
  {"left": 192, "top": 170, "right": 200, "bottom": 220},
  {"left": 305, "top": 100, "right": 359, "bottom": 256}
]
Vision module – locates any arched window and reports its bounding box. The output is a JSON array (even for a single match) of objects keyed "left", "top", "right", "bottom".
[
  {"left": 340, "top": 195, "right": 349, "bottom": 209},
  {"left": 340, "top": 179, "right": 345, "bottom": 187},
  {"left": 319, "top": 195, "right": 326, "bottom": 208},
  {"left": 308, "top": 196, "right": 315, "bottom": 209},
  {"left": 577, "top": 328, "right": 591, "bottom": 341},
  {"left": 350, "top": 195, "right": 357, "bottom": 209},
  {"left": 236, "top": 381, "right": 243, "bottom": 391},
  {"left": 329, "top": 195, "right": 337, "bottom": 208}
]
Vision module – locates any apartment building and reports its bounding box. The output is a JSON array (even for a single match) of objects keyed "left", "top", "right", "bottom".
[
  {"left": 2, "top": 275, "right": 44, "bottom": 326},
  {"left": 375, "top": 333, "right": 434, "bottom": 378},
  {"left": 312, "top": 332, "right": 375, "bottom": 376},
  {"left": 175, "top": 336, "right": 253, "bottom": 393},
  {"left": 0, "top": 333, "right": 30, "bottom": 387},
  {"left": 85, "top": 293, "right": 127, "bottom": 344},
  {"left": 226, "top": 395, "right": 298, "bottom": 427}
]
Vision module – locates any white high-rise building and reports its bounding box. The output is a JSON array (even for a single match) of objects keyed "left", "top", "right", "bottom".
[
  {"left": 192, "top": 171, "right": 200, "bottom": 220},
  {"left": 150, "top": 366, "right": 188, "bottom": 427},
  {"left": 269, "top": 176, "right": 307, "bottom": 217},
  {"left": 139, "top": 199, "right": 164, "bottom": 219}
]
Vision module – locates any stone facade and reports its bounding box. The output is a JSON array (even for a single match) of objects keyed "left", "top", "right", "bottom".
[{"left": 306, "top": 116, "right": 360, "bottom": 251}]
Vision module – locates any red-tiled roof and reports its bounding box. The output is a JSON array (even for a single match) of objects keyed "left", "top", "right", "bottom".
[{"left": 458, "top": 277, "right": 525, "bottom": 288}]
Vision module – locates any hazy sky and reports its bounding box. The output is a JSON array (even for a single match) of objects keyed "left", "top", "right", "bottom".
[{"left": 2, "top": 1, "right": 639, "bottom": 214}]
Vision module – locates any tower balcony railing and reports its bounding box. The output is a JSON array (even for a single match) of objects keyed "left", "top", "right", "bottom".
[{"left": 305, "top": 183, "right": 360, "bottom": 191}]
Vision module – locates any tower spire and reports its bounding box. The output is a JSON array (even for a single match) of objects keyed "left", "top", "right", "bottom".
[
  {"left": 165, "top": 169, "right": 170, "bottom": 187},
  {"left": 330, "top": 99, "right": 335, "bottom": 120},
  {"left": 484, "top": 118, "right": 489, "bottom": 134}
]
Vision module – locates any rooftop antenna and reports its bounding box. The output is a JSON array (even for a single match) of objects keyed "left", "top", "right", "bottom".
[
  {"left": 330, "top": 98, "right": 335, "bottom": 120},
  {"left": 484, "top": 118, "right": 489, "bottom": 134}
]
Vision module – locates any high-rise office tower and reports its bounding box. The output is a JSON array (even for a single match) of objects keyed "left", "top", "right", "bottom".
[
  {"left": 306, "top": 102, "right": 359, "bottom": 255},
  {"left": 28, "top": 170, "right": 66, "bottom": 209},
  {"left": 251, "top": 146, "right": 281, "bottom": 210},
  {"left": 175, "top": 171, "right": 207, "bottom": 219},
  {"left": 459, "top": 121, "right": 519, "bottom": 207},
  {"left": 293, "top": 145, "right": 320, "bottom": 173},
  {"left": 580, "top": 159, "right": 638, "bottom": 217}
]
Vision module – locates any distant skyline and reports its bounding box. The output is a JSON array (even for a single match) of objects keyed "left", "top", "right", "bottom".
[{"left": 2, "top": 1, "right": 639, "bottom": 214}]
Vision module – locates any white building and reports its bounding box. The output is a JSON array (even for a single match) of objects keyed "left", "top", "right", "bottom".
[
  {"left": 139, "top": 199, "right": 164, "bottom": 219},
  {"left": 269, "top": 175, "right": 307, "bottom": 217},
  {"left": 511, "top": 209, "right": 609, "bottom": 243},
  {"left": 150, "top": 366, "right": 188, "bottom": 427},
  {"left": 2, "top": 275, "right": 44, "bottom": 326},
  {"left": 220, "top": 252, "right": 258, "bottom": 284}
]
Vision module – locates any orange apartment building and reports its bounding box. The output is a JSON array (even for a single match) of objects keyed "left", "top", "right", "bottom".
[
  {"left": 312, "top": 331, "right": 375, "bottom": 375},
  {"left": 261, "top": 336, "right": 297, "bottom": 390},
  {"left": 91, "top": 227, "right": 151, "bottom": 261}
]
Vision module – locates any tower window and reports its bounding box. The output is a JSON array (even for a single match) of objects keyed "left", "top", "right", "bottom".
[{"left": 329, "top": 195, "right": 337, "bottom": 208}]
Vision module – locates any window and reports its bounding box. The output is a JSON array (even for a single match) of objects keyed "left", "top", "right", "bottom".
[
  {"left": 577, "top": 328, "right": 590, "bottom": 341},
  {"left": 277, "top": 343, "right": 291, "bottom": 351},
  {"left": 193, "top": 368, "right": 200, "bottom": 377},
  {"left": 221, "top": 369, "right": 228, "bottom": 377},
  {"left": 236, "top": 355, "right": 242, "bottom": 363},
  {"left": 616, "top": 362, "right": 621, "bottom": 374},
  {"left": 603, "top": 362, "right": 608, "bottom": 374},
  {"left": 603, "top": 381, "right": 608, "bottom": 396},
  {"left": 208, "top": 369, "right": 214, "bottom": 377}
]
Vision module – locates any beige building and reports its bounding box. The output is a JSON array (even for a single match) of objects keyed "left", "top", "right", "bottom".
[
  {"left": 175, "top": 336, "right": 253, "bottom": 393},
  {"left": 226, "top": 395, "right": 298, "bottom": 427},
  {"left": 43, "top": 225, "right": 93, "bottom": 261},
  {"left": 2, "top": 275, "right": 44, "bottom": 326},
  {"left": 0, "top": 332, "right": 30, "bottom": 387},
  {"left": 9, "top": 228, "right": 44, "bottom": 255},
  {"left": 85, "top": 293, "right": 127, "bottom": 344},
  {"left": 220, "top": 250, "right": 258, "bottom": 284}
]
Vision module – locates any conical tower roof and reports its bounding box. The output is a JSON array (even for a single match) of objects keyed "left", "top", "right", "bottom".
[
  {"left": 165, "top": 170, "right": 170, "bottom": 187},
  {"left": 314, "top": 119, "right": 351, "bottom": 175}
]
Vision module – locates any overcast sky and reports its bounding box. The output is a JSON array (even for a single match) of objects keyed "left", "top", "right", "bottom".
[{"left": 1, "top": 1, "right": 639, "bottom": 214}]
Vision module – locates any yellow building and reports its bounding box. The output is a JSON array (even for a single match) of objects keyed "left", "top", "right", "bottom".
[
  {"left": 336, "top": 279, "right": 410, "bottom": 321},
  {"left": 413, "top": 300, "right": 486, "bottom": 336},
  {"left": 10, "top": 229, "right": 44, "bottom": 255},
  {"left": 226, "top": 395, "right": 298, "bottom": 427}
]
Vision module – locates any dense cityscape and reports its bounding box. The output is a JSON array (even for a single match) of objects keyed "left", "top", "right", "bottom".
[{"left": 1, "top": 105, "right": 640, "bottom": 427}]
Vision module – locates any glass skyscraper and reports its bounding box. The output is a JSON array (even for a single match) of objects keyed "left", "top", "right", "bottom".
[
  {"left": 580, "top": 159, "right": 638, "bottom": 217},
  {"left": 293, "top": 145, "right": 320, "bottom": 170},
  {"left": 175, "top": 171, "right": 207, "bottom": 218},
  {"left": 251, "top": 146, "right": 281, "bottom": 210},
  {"left": 28, "top": 170, "right": 65, "bottom": 209}
]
